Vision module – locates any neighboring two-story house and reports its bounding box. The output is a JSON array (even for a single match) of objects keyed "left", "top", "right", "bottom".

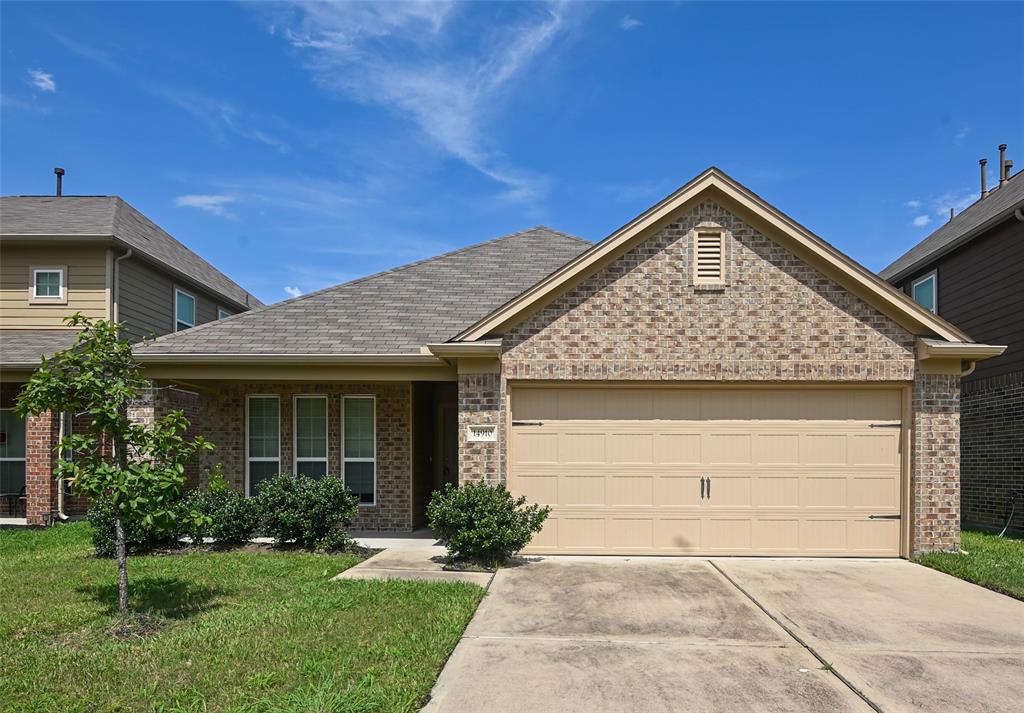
[
  {"left": 0, "top": 189, "right": 263, "bottom": 524},
  {"left": 881, "top": 147, "right": 1023, "bottom": 533}
]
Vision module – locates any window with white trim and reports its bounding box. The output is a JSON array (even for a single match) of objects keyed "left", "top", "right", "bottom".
[
  {"left": 0, "top": 408, "right": 27, "bottom": 496},
  {"left": 294, "top": 395, "right": 328, "bottom": 479},
  {"left": 32, "top": 267, "right": 65, "bottom": 301},
  {"left": 693, "top": 230, "right": 725, "bottom": 285},
  {"left": 217, "top": 307, "right": 231, "bottom": 320},
  {"left": 175, "top": 288, "right": 196, "bottom": 331},
  {"left": 247, "top": 396, "right": 279, "bottom": 497},
  {"left": 912, "top": 272, "right": 937, "bottom": 313},
  {"left": 343, "top": 396, "right": 375, "bottom": 505}
]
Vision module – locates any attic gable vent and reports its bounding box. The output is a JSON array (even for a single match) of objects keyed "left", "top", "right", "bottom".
[{"left": 693, "top": 229, "right": 725, "bottom": 285}]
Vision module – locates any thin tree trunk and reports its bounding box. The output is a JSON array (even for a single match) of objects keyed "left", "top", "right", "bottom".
[{"left": 114, "top": 513, "right": 129, "bottom": 615}]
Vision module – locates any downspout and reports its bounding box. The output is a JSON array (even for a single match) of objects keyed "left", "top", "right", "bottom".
[
  {"left": 1015, "top": 207, "right": 1024, "bottom": 222},
  {"left": 961, "top": 361, "right": 977, "bottom": 378},
  {"left": 112, "top": 248, "right": 133, "bottom": 322},
  {"left": 56, "top": 413, "right": 69, "bottom": 520}
]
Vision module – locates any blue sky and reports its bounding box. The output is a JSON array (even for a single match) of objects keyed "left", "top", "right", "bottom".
[{"left": 2, "top": 1, "right": 1022, "bottom": 304}]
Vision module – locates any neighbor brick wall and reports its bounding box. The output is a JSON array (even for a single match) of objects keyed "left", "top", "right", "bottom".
[
  {"left": 458, "top": 373, "right": 502, "bottom": 484},
  {"left": 192, "top": 382, "right": 412, "bottom": 531},
  {"left": 503, "top": 200, "right": 917, "bottom": 381},
  {"left": 961, "top": 370, "right": 1023, "bottom": 533},
  {"left": 912, "top": 372, "right": 961, "bottom": 553},
  {"left": 24, "top": 411, "right": 57, "bottom": 525}
]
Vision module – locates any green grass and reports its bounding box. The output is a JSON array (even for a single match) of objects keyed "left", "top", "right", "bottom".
[
  {"left": 0, "top": 523, "right": 485, "bottom": 712},
  {"left": 917, "top": 529, "right": 1024, "bottom": 601}
]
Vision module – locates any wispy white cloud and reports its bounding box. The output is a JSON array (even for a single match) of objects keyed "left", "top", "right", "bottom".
[
  {"left": 268, "top": 1, "right": 577, "bottom": 202},
  {"left": 618, "top": 16, "right": 642, "bottom": 30},
  {"left": 954, "top": 126, "right": 971, "bottom": 145},
  {"left": 904, "top": 199, "right": 922, "bottom": 210},
  {"left": 52, "top": 33, "right": 288, "bottom": 152},
  {"left": 0, "top": 93, "right": 51, "bottom": 114},
  {"left": 283, "top": 286, "right": 303, "bottom": 298},
  {"left": 912, "top": 215, "right": 931, "bottom": 228},
  {"left": 28, "top": 69, "right": 56, "bottom": 92},
  {"left": 174, "top": 194, "right": 238, "bottom": 219},
  {"left": 931, "top": 189, "right": 977, "bottom": 217}
]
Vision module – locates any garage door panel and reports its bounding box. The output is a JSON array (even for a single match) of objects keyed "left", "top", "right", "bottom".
[{"left": 509, "top": 387, "right": 903, "bottom": 556}]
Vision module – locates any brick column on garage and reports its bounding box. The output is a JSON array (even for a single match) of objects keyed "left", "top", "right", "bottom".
[
  {"left": 25, "top": 411, "right": 57, "bottom": 525},
  {"left": 912, "top": 371, "right": 961, "bottom": 554},
  {"left": 457, "top": 371, "right": 503, "bottom": 485}
]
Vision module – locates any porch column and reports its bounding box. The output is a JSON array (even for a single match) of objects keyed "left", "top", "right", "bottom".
[
  {"left": 457, "top": 360, "right": 503, "bottom": 485},
  {"left": 25, "top": 411, "right": 57, "bottom": 525},
  {"left": 912, "top": 370, "right": 961, "bottom": 554}
]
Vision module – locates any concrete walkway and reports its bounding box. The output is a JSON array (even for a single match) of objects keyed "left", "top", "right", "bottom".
[
  {"left": 333, "top": 532, "right": 493, "bottom": 587},
  {"left": 423, "top": 557, "right": 1024, "bottom": 713}
]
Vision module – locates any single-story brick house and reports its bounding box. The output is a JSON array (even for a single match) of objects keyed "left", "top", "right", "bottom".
[{"left": 73, "top": 169, "right": 1006, "bottom": 556}]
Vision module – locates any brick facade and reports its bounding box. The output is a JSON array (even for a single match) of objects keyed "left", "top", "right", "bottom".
[
  {"left": 961, "top": 370, "right": 1023, "bottom": 533},
  {"left": 457, "top": 373, "right": 502, "bottom": 485},
  {"left": 911, "top": 372, "right": 961, "bottom": 553},
  {"left": 187, "top": 381, "right": 413, "bottom": 531},
  {"left": 503, "top": 201, "right": 917, "bottom": 381}
]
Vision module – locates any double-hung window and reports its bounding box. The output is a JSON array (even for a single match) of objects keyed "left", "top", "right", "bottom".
[
  {"left": 294, "top": 395, "right": 328, "bottom": 478},
  {"left": 911, "top": 272, "right": 937, "bottom": 313},
  {"left": 247, "top": 396, "right": 279, "bottom": 496},
  {"left": 342, "top": 396, "right": 375, "bottom": 505},
  {"left": 175, "top": 288, "right": 196, "bottom": 331}
]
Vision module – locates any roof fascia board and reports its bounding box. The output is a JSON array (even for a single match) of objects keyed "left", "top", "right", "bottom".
[
  {"left": 140, "top": 362, "right": 457, "bottom": 382},
  {"left": 455, "top": 170, "right": 969, "bottom": 343},
  {"left": 135, "top": 352, "right": 446, "bottom": 366},
  {"left": 916, "top": 338, "right": 1006, "bottom": 361},
  {"left": 426, "top": 342, "right": 502, "bottom": 358}
]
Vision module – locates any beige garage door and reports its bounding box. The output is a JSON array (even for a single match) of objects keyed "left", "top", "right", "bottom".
[{"left": 509, "top": 386, "right": 903, "bottom": 556}]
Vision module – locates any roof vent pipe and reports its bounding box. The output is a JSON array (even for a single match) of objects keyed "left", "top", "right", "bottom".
[
  {"left": 999, "top": 144, "right": 1008, "bottom": 187},
  {"left": 980, "top": 158, "right": 988, "bottom": 198},
  {"left": 54, "top": 167, "right": 65, "bottom": 196}
]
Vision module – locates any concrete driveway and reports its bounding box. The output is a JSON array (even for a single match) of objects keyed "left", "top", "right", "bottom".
[{"left": 423, "top": 557, "right": 1024, "bottom": 713}]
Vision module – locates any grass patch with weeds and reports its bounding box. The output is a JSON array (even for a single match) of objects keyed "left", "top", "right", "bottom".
[
  {"left": 0, "top": 522, "right": 484, "bottom": 712},
  {"left": 917, "top": 529, "right": 1024, "bottom": 601}
]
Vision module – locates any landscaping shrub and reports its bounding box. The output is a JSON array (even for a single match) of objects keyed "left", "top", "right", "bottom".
[
  {"left": 179, "top": 469, "right": 259, "bottom": 545},
  {"left": 427, "top": 482, "right": 550, "bottom": 567},
  {"left": 87, "top": 496, "right": 179, "bottom": 557},
  {"left": 255, "top": 474, "right": 359, "bottom": 548}
]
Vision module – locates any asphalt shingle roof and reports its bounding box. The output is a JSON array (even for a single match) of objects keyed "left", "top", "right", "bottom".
[
  {"left": 135, "top": 227, "right": 590, "bottom": 356},
  {"left": 0, "top": 196, "right": 262, "bottom": 309},
  {"left": 0, "top": 330, "right": 80, "bottom": 367},
  {"left": 880, "top": 172, "right": 1024, "bottom": 282}
]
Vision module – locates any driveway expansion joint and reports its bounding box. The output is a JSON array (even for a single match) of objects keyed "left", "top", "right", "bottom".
[{"left": 708, "top": 560, "right": 884, "bottom": 713}]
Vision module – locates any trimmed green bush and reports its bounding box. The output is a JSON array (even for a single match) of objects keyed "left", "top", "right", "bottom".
[
  {"left": 255, "top": 474, "right": 359, "bottom": 548},
  {"left": 87, "top": 496, "right": 179, "bottom": 557},
  {"left": 180, "top": 471, "right": 259, "bottom": 545},
  {"left": 427, "top": 483, "right": 550, "bottom": 567}
]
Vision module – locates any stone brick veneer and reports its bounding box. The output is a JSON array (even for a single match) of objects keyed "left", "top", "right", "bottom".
[
  {"left": 188, "top": 382, "right": 412, "bottom": 531},
  {"left": 457, "top": 373, "right": 502, "bottom": 485},
  {"left": 911, "top": 372, "right": 961, "bottom": 553},
  {"left": 24, "top": 411, "right": 57, "bottom": 525},
  {"left": 503, "top": 200, "right": 917, "bottom": 381},
  {"left": 961, "top": 371, "right": 1023, "bottom": 533}
]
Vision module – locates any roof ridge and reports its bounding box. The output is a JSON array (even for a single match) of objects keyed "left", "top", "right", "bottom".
[
  {"left": 139, "top": 225, "right": 583, "bottom": 349},
  {"left": 529, "top": 224, "right": 590, "bottom": 244}
]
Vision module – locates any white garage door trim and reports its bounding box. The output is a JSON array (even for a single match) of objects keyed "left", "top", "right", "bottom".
[{"left": 508, "top": 383, "right": 911, "bottom": 558}]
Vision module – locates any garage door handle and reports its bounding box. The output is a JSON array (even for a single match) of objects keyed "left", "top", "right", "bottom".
[
  {"left": 700, "top": 477, "right": 705, "bottom": 499},
  {"left": 707, "top": 476, "right": 711, "bottom": 498},
  {"left": 869, "top": 423, "right": 901, "bottom": 428},
  {"left": 511, "top": 420, "right": 544, "bottom": 426},
  {"left": 868, "top": 514, "right": 901, "bottom": 520}
]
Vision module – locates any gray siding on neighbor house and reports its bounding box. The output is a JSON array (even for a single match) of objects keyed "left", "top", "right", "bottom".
[
  {"left": 898, "top": 217, "right": 1024, "bottom": 382},
  {"left": 118, "top": 256, "right": 233, "bottom": 343}
]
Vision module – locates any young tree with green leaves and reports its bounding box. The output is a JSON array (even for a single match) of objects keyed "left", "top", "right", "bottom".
[{"left": 16, "top": 314, "right": 212, "bottom": 615}]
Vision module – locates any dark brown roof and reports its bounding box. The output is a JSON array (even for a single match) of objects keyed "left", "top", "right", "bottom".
[
  {"left": 135, "top": 227, "right": 589, "bottom": 356},
  {"left": 880, "top": 172, "right": 1024, "bottom": 282},
  {"left": 0, "top": 196, "right": 262, "bottom": 310}
]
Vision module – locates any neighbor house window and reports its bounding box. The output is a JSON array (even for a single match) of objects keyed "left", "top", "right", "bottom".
[
  {"left": 342, "top": 396, "right": 375, "bottom": 505},
  {"left": 912, "top": 272, "right": 937, "bottom": 313},
  {"left": 294, "top": 395, "right": 328, "bottom": 479},
  {"left": 0, "top": 408, "right": 27, "bottom": 497},
  {"left": 175, "top": 288, "right": 196, "bottom": 331},
  {"left": 217, "top": 307, "right": 230, "bottom": 320},
  {"left": 247, "top": 396, "right": 279, "bottom": 497},
  {"left": 30, "top": 266, "right": 66, "bottom": 303}
]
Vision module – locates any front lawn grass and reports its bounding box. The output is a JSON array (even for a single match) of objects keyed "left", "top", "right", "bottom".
[
  {"left": 917, "top": 529, "right": 1024, "bottom": 601},
  {"left": 0, "top": 522, "right": 485, "bottom": 712}
]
